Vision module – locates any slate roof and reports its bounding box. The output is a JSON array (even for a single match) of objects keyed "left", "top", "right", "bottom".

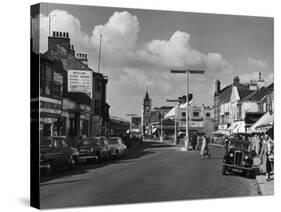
[
  {"left": 218, "top": 84, "right": 253, "bottom": 104},
  {"left": 241, "top": 85, "right": 271, "bottom": 102},
  {"left": 44, "top": 44, "right": 92, "bottom": 71},
  {"left": 218, "top": 85, "right": 232, "bottom": 104}
]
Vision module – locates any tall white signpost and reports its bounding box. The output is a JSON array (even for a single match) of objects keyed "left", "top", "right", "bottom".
[{"left": 170, "top": 69, "right": 205, "bottom": 151}]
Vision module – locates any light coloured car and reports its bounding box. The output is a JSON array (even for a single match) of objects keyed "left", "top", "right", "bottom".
[{"left": 108, "top": 137, "right": 127, "bottom": 158}]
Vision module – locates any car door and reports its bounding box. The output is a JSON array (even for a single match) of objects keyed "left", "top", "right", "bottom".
[
  {"left": 60, "top": 138, "right": 72, "bottom": 165},
  {"left": 52, "top": 138, "right": 64, "bottom": 167}
]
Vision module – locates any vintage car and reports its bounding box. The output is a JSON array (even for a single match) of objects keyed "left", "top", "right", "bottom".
[
  {"left": 222, "top": 139, "right": 258, "bottom": 178},
  {"left": 78, "top": 136, "right": 110, "bottom": 163},
  {"left": 40, "top": 136, "right": 78, "bottom": 175},
  {"left": 108, "top": 137, "right": 127, "bottom": 158}
]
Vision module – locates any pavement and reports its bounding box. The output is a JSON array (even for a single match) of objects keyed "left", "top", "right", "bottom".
[
  {"left": 40, "top": 141, "right": 259, "bottom": 209},
  {"left": 256, "top": 174, "right": 274, "bottom": 195}
]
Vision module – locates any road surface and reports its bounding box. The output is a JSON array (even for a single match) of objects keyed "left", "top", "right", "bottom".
[{"left": 40, "top": 141, "right": 258, "bottom": 209}]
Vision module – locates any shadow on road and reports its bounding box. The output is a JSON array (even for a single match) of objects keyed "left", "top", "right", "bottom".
[{"left": 40, "top": 141, "right": 166, "bottom": 183}]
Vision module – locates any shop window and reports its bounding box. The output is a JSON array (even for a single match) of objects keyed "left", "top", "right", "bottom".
[{"left": 45, "top": 65, "right": 53, "bottom": 96}]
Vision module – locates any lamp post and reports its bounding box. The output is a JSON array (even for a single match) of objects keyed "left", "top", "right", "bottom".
[{"left": 170, "top": 69, "right": 205, "bottom": 151}]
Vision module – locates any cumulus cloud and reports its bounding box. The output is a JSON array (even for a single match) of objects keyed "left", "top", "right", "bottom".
[
  {"left": 39, "top": 10, "right": 91, "bottom": 53},
  {"left": 91, "top": 11, "right": 139, "bottom": 52},
  {"left": 36, "top": 9, "right": 240, "bottom": 117},
  {"left": 248, "top": 58, "right": 267, "bottom": 69}
]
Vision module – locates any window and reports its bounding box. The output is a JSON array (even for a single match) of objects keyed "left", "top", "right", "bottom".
[
  {"left": 206, "top": 113, "right": 210, "bottom": 117},
  {"left": 193, "top": 112, "right": 199, "bottom": 117},
  {"left": 182, "top": 112, "right": 186, "bottom": 117},
  {"left": 53, "top": 82, "right": 62, "bottom": 97}
]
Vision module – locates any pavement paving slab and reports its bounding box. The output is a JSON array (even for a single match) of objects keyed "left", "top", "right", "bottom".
[{"left": 256, "top": 175, "right": 274, "bottom": 196}]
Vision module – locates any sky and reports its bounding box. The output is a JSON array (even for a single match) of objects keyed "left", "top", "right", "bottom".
[{"left": 35, "top": 3, "right": 274, "bottom": 119}]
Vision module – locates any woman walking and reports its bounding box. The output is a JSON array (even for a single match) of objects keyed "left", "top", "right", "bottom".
[
  {"left": 260, "top": 134, "right": 274, "bottom": 181},
  {"left": 200, "top": 135, "right": 211, "bottom": 159}
]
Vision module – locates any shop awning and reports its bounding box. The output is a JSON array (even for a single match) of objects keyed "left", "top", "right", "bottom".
[
  {"left": 152, "top": 128, "right": 158, "bottom": 133},
  {"left": 249, "top": 111, "right": 273, "bottom": 132},
  {"left": 212, "top": 129, "right": 230, "bottom": 136},
  {"left": 227, "top": 122, "right": 238, "bottom": 131},
  {"left": 164, "top": 100, "right": 193, "bottom": 119},
  {"left": 255, "top": 111, "right": 274, "bottom": 129},
  {"left": 232, "top": 121, "right": 246, "bottom": 134}
]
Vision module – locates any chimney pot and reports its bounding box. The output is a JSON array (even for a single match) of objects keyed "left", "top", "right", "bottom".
[
  {"left": 259, "top": 72, "right": 262, "bottom": 80},
  {"left": 53, "top": 31, "right": 55, "bottom": 37},
  {"left": 63, "top": 32, "right": 65, "bottom": 37},
  {"left": 59, "top": 32, "right": 62, "bottom": 37}
]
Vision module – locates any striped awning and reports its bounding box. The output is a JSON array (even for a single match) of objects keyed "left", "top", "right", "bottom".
[
  {"left": 232, "top": 121, "right": 246, "bottom": 134},
  {"left": 253, "top": 111, "right": 274, "bottom": 130}
]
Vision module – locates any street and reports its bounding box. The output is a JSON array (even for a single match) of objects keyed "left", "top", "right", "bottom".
[{"left": 40, "top": 141, "right": 258, "bottom": 209}]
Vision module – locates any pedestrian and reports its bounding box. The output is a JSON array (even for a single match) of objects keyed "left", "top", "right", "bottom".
[
  {"left": 192, "top": 133, "right": 197, "bottom": 150},
  {"left": 224, "top": 137, "right": 230, "bottom": 152},
  {"left": 200, "top": 135, "right": 211, "bottom": 159},
  {"left": 196, "top": 134, "right": 201, "bottom": 150},
  {"left": 260, "top": 134, "right": 274, "bottom": 181}
]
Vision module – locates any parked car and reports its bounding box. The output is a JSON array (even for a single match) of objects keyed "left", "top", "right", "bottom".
[
  {"left": 78, "top": 136, "right": 110, "bottom": 163},
  {"left": 108, "top": 137, "right": 128, "bottom": 158},
  {"left": 222, "top": 139, "right": 258, "bottom": 178},
  {"left": 40, "top": 136, "right": 77, "bottom": 175}
]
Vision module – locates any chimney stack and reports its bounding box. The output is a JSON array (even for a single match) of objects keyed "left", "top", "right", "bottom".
[
  {"left": 48, "top": 31, "right": 71, "bottom": 53},
  {"left": 215, "top": 80, "right": 221, "bottom": 96},
  {"left": 76, "top": 52, "right": 88, "bottom": 65},
  {"left": 233, "top": 76, "right": 240, "bottom": 86}
]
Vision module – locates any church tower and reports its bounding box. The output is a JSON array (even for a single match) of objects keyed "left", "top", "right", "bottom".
[{"left": 143, "top": 89, "right": 152, "bottom": 135}]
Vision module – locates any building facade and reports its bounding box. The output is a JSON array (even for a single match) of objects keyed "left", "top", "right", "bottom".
[{"left": 40, "top": 31, "right": 110, "bottom": 141}]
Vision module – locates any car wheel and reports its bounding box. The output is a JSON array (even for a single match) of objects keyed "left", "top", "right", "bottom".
[
  {"left": 245, "top": 170, "right": 253, "bottom": 179},
  {"left": 44, "top": 160, "right": 52, "bottom": 176},
  {"left": 96, "top": 152, "right": 101, "bottom": 163},
  {"left": 69, "top": 156, "right": 76, "bottom": 170},
  {"left": 222, "top": 165, "right": 227, "bottom": 175}
]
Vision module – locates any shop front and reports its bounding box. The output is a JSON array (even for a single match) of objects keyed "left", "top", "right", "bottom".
[{"left": 40, "top": 97, "right": 63, "bottom": 137}]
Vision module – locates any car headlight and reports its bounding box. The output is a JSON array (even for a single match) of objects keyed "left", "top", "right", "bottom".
[{"left": 230, "top": 153, "right": 233, "bottom": 157}]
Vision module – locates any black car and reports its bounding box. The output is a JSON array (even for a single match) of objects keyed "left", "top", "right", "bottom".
[
  {"left": 222, "top": 139, "right": 258, "bottom": 178},
  {"left": 77, "top": 136, "right": 110, "bottom": 163},
  {"left": 40, "top": 136, "right": 78, "bottom": 175}
]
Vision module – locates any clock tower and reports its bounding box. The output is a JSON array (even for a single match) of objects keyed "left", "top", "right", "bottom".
[{"left": 143, "top": 90, "right": 152, "bottom": 135}]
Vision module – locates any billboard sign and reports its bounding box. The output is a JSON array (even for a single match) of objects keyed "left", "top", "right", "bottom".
[{"left": 68, "top": 70, "right": 92, "bottom": 98}]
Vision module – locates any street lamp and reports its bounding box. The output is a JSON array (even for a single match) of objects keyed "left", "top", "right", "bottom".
[{"left": 170, "top": 69, "right": 205, "bottom": 151}]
